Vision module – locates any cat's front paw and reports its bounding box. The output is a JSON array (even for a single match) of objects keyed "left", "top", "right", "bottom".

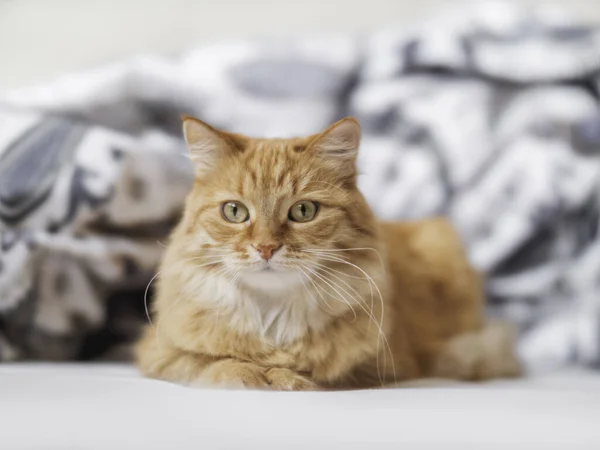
[
  {"left": 265, "top": 368, "right": 319, "bottom": 391},
  {"left": 195, "top": 360, "right": 270, "bottom": 389},
  {"left": 193, "top": 360, "right": 319, "bottom": 391}
]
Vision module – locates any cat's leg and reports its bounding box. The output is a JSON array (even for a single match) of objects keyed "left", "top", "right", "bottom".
[
  {"left": 136, "top": 328, "right": 318, "bottom": 390},
  {"left": 431, "top": 320, "right": 522, "bottom": 381},
  {"left": 135, "top": 329, "right": 214, "bottom": 385}
]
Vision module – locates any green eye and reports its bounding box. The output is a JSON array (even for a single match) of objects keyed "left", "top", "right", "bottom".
[
  {"left": 221, "top": 201, "right": 250, "bottom": 223},
  {"left": 288, "top": 200, "right": 318, "bottom": 223}
]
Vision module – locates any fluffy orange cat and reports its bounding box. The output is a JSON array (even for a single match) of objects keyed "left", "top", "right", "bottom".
[{"left": 136, "top": 115, "right": 521, "bottom": 390}]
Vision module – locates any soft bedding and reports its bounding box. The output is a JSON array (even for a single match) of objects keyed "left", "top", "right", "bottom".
[{"left": 1, "top": 363, "right": 600, "bottom": 449}]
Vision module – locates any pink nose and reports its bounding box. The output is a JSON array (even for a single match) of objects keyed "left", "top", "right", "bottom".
[{"left": 253, "top": 244, "right": 281, "bottom": 260}]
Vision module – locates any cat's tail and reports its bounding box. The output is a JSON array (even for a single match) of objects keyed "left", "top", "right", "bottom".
[{"left": 432, "top": 320, "right": 523, "bottom": 381}]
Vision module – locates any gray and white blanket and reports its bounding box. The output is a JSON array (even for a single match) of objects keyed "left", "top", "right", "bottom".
[{"left": 1, "top": 4, "right": 599, "bottom": 371}]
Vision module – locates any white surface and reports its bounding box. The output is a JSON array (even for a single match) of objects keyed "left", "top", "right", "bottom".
[
  {"left": 1, "top": 0, "right": 599, "bottom": 89},
  {"left": 1, "top": 364, "right": 600, "bottom": 449}
]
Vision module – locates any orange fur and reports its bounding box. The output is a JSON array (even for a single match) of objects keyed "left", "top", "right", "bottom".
[{"left": 135, "top": 116, "right": 521, "bottom": 390}]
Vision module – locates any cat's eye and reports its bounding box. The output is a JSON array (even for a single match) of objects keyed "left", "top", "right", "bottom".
[
  {"left": 288, "top": 200, "right": 318, "bottom": 223},
  {"left": 221, "top": 201, "right": 250, "bottom": 223}
]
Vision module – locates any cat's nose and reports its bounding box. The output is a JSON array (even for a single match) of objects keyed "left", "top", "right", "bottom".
[{"left": 253, "top": 243, "right": 282, "bottom": 260}]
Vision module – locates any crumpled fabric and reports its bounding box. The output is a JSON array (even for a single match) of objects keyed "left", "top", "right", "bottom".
[{"left": 1, "top": 3, "right": 599, "bottom": 371}]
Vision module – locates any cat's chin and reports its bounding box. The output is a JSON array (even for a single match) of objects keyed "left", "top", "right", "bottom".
[{"left": 240, "top": 269, "right": 303, "bottom": 292}]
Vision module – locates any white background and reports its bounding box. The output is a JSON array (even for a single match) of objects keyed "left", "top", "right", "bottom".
[{"left": 1, "top": 0, "right": 599, "bottom": 89}]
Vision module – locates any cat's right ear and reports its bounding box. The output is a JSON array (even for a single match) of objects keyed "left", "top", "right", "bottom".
[{"left": 181, "top": 115, "right": 243, "bottom": 176}]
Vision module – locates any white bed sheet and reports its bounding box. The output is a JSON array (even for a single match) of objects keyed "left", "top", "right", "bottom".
[{"left": 1, "top": 364, "right": 600, "bottom": 450}]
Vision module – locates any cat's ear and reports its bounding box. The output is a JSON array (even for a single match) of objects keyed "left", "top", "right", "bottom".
[
  {"left": 308, "top": 117, "right": 361, "bottom": 170},
  {"left": 181, "top": 115, "right": 245, "bottom": 176}
]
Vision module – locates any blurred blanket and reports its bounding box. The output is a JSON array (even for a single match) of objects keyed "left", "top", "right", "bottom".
[{"left": 1, "top": 4, "right": 599, "bottom": 371}]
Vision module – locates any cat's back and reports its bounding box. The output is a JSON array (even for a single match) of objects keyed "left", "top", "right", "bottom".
[
  {"left": 379, "top": 218, "right": 484, "bottom": 361},
  {"left": 380, "top": 217, "right": 472, "bottom": 271}
]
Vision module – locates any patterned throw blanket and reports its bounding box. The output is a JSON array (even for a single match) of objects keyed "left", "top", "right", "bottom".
[{"left": 1, "top": 4, "right": 599, "bottom": 371}]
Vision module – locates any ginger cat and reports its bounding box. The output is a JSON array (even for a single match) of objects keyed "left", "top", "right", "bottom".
[{"left": 136, "top": 116, "right": 521, "bottom": 390}]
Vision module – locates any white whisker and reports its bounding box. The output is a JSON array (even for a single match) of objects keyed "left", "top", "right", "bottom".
[
  {"left": 296, "top": 265, "right": 334, "bottom": 312},
  {"left": 312, "top": 261, "right": 375, "bottom": 325},
  {"left": 306, "top": 265, "right": 386, "bottom": 384},
  {"left": 301, "top": 265, "right": 357, "bottom": 322},
  {"left": 303, "top": 247, "right": 385, "bottom": 269},
  {"left": 312, "top": 261, "right": 368, "bottom": 280},
  {"left": 295, "top": 267, "right": 331, "bottom": 314},
  {"left": 144, "top": 270, "right": 163, "bottom": 328},
  {"left": 300, "top": 251, "right": 396, "bottom": 385}
]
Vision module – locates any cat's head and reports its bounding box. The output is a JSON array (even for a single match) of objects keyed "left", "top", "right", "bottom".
[{"left": 176, "top": 115, "right": 378, "bottom": 291}]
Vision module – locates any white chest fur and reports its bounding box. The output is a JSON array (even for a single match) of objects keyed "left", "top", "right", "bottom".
[{"left": 194, "top": 270, "right": 332, "bottom": 346}]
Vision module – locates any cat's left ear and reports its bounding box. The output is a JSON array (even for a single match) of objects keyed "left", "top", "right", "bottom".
[{"left": 308, "top": 117, "right": 361, "bottom": 169}]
